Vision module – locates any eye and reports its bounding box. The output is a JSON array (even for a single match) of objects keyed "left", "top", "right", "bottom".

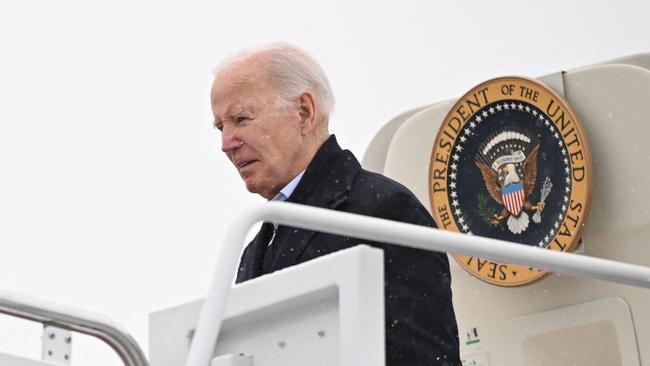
[
  {"left": 236, "top": 116, "right": 250, "bottom": 123},
  {"left": 213, "top": 120, "right": 223, "bottom": 131}
]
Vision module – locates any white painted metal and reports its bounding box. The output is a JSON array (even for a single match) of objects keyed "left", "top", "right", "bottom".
[
  {"left": 0, "top": 290, "right": 147, "bottom": 366},
  {"left": 151, "top": 245, "right": 384, "bottom": 366},
  {"left": 505, "top": 297, "right": 640, "bottom": 365},
  {"left": 361, "top": 104, "right": 431, "bottom": 173},
  {"left": 0, "top": 352, "right": 58, "bottom": 366},
  {"left": 598, "top": 52, "right": 650, "bottom": 70},
  {"left": 185, "top": 201, "right": 650, "bottom": 366},
  {"left": 210, "top": 354, "right": 253, "bottom": 366},
  {"left": 41, "top": 325, "right": 71, "bottom": 365},
  {"left": 538, "top": 71, "right": 566, "bottom": 97}
]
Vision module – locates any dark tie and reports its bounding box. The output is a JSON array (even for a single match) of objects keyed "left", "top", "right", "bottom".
[{"left": 260, "top": 223, "right": 277, "bottom": 273}]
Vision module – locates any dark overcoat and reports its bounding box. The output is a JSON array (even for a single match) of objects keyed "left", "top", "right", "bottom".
[{"left": 236, "top": 135, "right": 460, "bottom": 366}]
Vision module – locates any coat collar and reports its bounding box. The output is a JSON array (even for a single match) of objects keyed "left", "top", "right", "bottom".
[
  {"left": 265, "top": 134, "right": 361, "bottom": 272},
  {"left": 286, "top": 134, "right": 360, "bottom": 209},
  {"left": 239, "top": 135, "right": 361, "bottom": 282}
]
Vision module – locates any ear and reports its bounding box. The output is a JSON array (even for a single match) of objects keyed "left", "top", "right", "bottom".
[{"left": 297, "top": 92, "right": 317, "bottom": 135}]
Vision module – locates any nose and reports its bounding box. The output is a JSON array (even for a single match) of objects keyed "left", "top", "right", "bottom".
[{"left": 221, "top": 126, "right": 242, "bottom": 154}]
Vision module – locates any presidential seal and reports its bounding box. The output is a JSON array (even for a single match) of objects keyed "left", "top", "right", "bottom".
[{"left": 429, "top": 77, "right": 592, "bottom": 286}]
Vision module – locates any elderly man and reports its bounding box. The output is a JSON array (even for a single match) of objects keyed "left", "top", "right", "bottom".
[{"left": 211, "top": 44, "right": 460, "bottom": 366}]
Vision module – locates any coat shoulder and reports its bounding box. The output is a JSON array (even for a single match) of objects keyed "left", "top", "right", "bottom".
[{"left": 348, "top": 169, "right": 436, "bottom": 228}]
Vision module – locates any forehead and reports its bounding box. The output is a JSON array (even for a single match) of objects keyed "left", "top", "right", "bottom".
[
  {"left": 212, "top": 57, "right": 275, "bottom": 103},
  {"left": 213, "top": 82, "right": 274, "bottom": 123}
]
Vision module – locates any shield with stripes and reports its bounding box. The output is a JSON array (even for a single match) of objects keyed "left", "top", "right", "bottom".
[{"left": 501, "top": 182, "right": 524, "bottom": 215}]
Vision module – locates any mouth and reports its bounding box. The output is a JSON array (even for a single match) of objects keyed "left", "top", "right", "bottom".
[{"left": 237, "top": 160, "right": 257, "bottom": 170}]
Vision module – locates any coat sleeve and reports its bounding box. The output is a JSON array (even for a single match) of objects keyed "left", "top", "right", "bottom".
[{"left": 371, "top": 190, "right": 461, "bottom": 366}]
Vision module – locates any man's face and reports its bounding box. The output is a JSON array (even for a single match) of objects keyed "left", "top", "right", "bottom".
[{"left": 211, "top": 60, "right": 306, "bottom": 199}]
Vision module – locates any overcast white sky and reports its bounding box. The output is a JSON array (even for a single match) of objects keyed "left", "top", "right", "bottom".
[{"left": 1, "top": 0, "right": 649, "bottom": 365}]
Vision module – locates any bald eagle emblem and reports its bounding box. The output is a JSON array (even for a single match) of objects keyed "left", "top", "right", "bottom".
[{"left": 475, "top": 130, "right": 551, "bottom": 234}]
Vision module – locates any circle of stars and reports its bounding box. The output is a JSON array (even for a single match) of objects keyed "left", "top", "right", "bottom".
[{"left": 448, "top": 101, "right": 571, "bottom": 248}]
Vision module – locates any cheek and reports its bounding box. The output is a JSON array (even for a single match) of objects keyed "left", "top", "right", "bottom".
[{"left": 264, "top": 155, "right": 282, "bottom": 175}]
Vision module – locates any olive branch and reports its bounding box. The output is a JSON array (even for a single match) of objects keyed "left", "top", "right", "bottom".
[{"left": 475, "top": 192, "right": 497, "bottom": 225}]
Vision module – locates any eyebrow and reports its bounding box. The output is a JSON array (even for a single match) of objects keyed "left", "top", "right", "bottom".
[{"left": 213, "top": 105, "right": 256, "bottom": 130}]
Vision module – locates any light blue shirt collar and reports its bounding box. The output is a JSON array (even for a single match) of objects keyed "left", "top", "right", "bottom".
[
  {"left": 270, "top": 171, "right": 305, "bottom": 229},
  {"left": 271, "top": 171, "right": 305, "bottom": 202}
]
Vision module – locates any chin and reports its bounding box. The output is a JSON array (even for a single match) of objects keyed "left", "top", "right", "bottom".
[
  {"left": 245, "top": 181, "right": 279, "bottom": 200},
  {"left": 243, "top": 180, "right": 265, "bottom": 198},
  {"left": 243, "top": 180, "right": 260, "bottom": 194}
]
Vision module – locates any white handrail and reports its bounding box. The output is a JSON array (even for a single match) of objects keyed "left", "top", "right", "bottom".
[{"left": 185, "top": 201, "right": 650, "bottom": 366}]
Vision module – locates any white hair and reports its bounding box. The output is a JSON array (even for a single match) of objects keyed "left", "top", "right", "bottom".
[{"left": 215, "top": 43, "right": 335, "bottom": 119}]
